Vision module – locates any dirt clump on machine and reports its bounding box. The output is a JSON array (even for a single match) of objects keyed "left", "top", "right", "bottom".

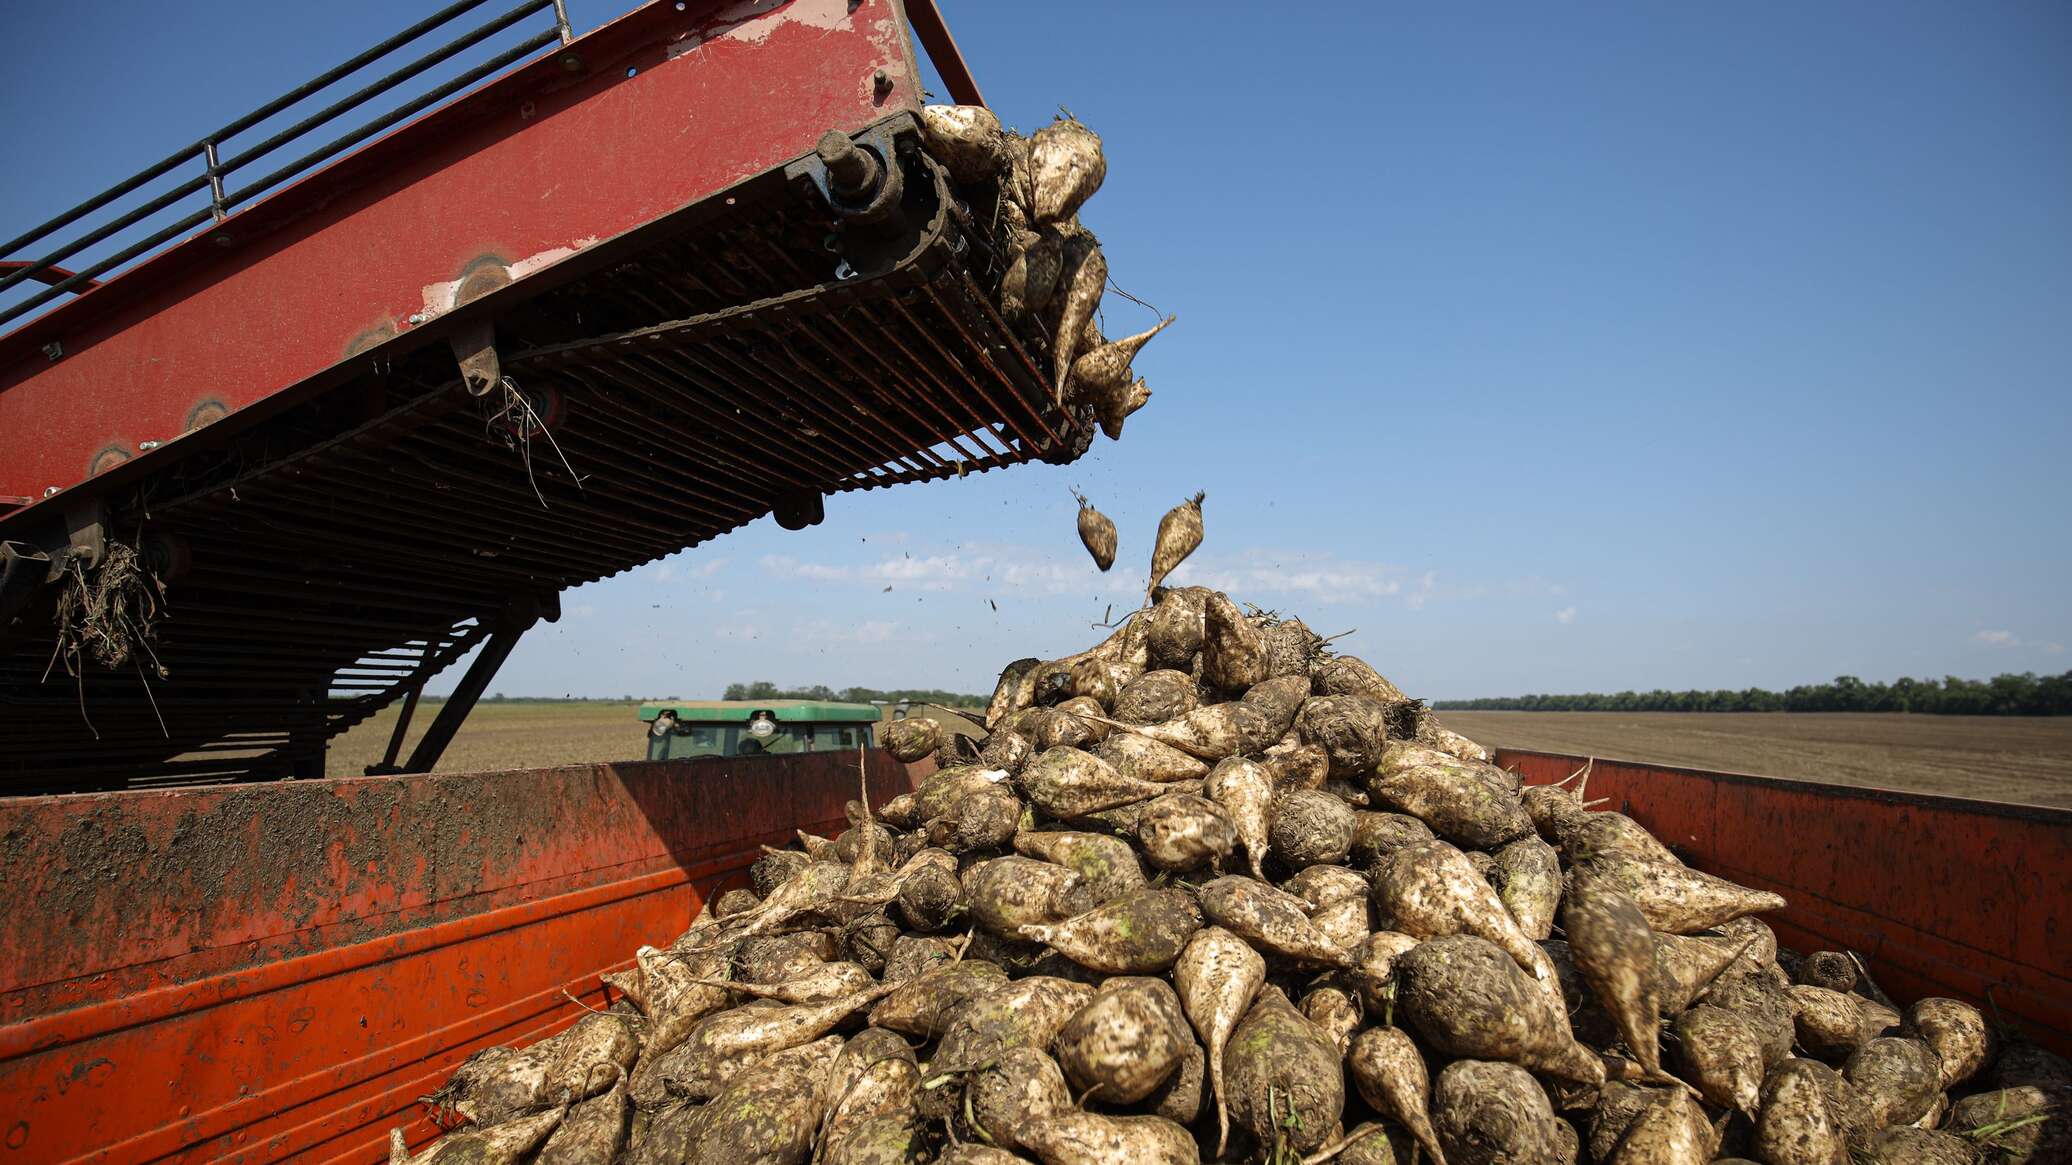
[{"left": 396, "top": 487, "right": 2063, "bottom": 1165}]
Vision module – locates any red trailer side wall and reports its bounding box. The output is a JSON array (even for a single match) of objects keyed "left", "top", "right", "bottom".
[
  {"left": 1498, "top": 748, "right": 2072, "bottom": 1058},
  {"left": 0, "top": 752, "right": 929, "bottom": 1165}
]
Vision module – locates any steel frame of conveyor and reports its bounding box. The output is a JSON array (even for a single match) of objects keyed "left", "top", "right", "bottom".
[
  {"left": 0, "top": 113, "right": 1093, "bottom": 790},
  {"left": 0, "top": 0, "right": 1039, "bottom": 791}
]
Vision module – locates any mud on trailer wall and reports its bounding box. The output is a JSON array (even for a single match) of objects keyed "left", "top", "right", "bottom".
[{"left": 0, "top": 751, "right": 932, "bottom": 1165}]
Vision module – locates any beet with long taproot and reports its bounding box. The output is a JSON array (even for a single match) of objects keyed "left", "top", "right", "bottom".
[
  {"left": 1022, "top": 746, "right": 1180, "bottom": 819},
  {"left": 1018, "top": 1111, "right": 1199, "bottom": 1165},
  {"left": 932, "top": 976, "right": 1097, "bottom": 1073},
  {"left": 1019, "top": 886, "right": 1202, "bottom": 974},
  {"left": 1574, "top": 853, "right": 1785, "bottom": 935},
  {"left": 1145, "top": 494, "right": 1205, "bottom": 600},
  {"left": 1665, "top": 1007, "right": 1761, "bottom": 1123},
  {"left": 1172, "top": 926, "right": 1265, "bottom": 1155},
  {"left": 1562, "top": 873, "right": 1671, "bottom": 1084},
  {"left": 1396, "top": 935, "right": 1604, "bottom": 1086},
  {"left": 1372, "top": 841, "right": 1544, "bottom": 976},
  {"left": 1048, "top": 233, "right": 1106, "bottom": 402},
  {"left": 1347, "top": 1026, "right": 1449, "bottom": 1165},
  {"left": 1086, "top": 703, "right": 1271, "bottom": 763},
  {"left": 1368, "top": 746, "right": 1534, "bottom": 850},
  {"left": 1203, "top": 757, "right": 1274, "bottom": 879},
  {"left": 1198, "top": 875, "right": 1352, "bottom": 966}
]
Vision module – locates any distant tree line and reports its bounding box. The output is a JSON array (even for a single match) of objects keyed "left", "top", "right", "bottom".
[
  {"left": 476, "top": 694, "right": 643, "bottom": 703},
  {"left": 721, "top": 681, "right": 988, "bottom": 708},
  {"left": 1434, "top": 672, "right": 2072, "bottom": 716}
]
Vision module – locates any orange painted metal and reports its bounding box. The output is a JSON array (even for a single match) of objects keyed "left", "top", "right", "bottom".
[
  {"left": 11, "top": 744, "right": 2061, "bottom": 1164},
  {"left": 1498, "top": 748, "right": 2072, "bottom": 1057},
  {"left": 0, "top": 751, "right": 928, "bottom": 1165}
]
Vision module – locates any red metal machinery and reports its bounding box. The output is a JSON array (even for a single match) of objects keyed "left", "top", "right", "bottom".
[{"left": 0, "top": 0, "right": 1087, "bottom": 790}]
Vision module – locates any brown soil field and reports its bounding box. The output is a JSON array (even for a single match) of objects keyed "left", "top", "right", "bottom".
[
  {"left": 332, "top": 703, "right": 2072, "bottom": 808},
  {"left": 1443, "top": 711, "right": 2072, "bottom": 808},
  {"left": 327, "top": 701, "right": 983, "bottom": 777},
  {"left": 328, "top": 702, "right": 638, "bottom": 776}
]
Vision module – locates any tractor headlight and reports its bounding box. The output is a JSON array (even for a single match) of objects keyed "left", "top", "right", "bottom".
[{"left": 747, "top": 713, "right": 776, "bottom": 739}]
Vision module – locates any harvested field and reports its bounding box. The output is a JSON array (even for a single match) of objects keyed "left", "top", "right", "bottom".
[
  {"left": 1445, "top": 710, "right": 2072, "bottom": 808},
  {"left": 327, "top": 701, "right": 984, "bottom": 777},
  {"left": 331, "top": 704, "right": 2072, "bottom": 808},
  {"left": 328, "top": 702, "right": 638, "bottom": 776}
]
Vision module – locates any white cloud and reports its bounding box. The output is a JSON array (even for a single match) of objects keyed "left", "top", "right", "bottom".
[
  {"left": 1554, "top": 606, "right": 1577, "bottom": 625},
  {"left": 760, "top": 549, "right": 1091, "bottom": 596},
  {"left": 650, "top": 557, "right": 729, "bottom": 584},
  {"left": 787, "top": 617, "right": 929, "bottom": 650},
  {"left": 1169, "top": 551, "right": 1413, "bottom": 606},
  {"left": 1967, "top": 631, "right": 2068, "bottom": 654},
  {"left": 1406, "top": 571, "right": 1437, "bottom": 611},
  {"left": 1165, "top": 554, "right": 1557, "bottom": 613}
]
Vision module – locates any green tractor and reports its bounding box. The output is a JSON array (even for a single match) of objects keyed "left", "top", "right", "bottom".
[{"left": 639, "top": 700, "right": 880, "bottom": 761}]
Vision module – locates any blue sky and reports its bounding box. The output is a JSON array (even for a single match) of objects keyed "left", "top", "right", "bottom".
[{"left": 6, "top": 1, "right": 2068, "bottom": 700}]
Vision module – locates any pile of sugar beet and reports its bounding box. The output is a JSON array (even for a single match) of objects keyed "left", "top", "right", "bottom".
[{"left": 394, "top": 594, "right": 2066, "bottom": 1165}]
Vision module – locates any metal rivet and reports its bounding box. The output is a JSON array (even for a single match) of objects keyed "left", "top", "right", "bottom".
[
  {"left": 139, "top": 440, "right": 162, "bottom": 451},
  {"left": 407, "top": 313, "right": 428, "bottom": 326}
]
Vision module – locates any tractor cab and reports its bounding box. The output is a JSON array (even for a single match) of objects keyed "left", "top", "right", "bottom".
[{"left": 640, "top": 700, "right": 879, "bottom": 761}]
